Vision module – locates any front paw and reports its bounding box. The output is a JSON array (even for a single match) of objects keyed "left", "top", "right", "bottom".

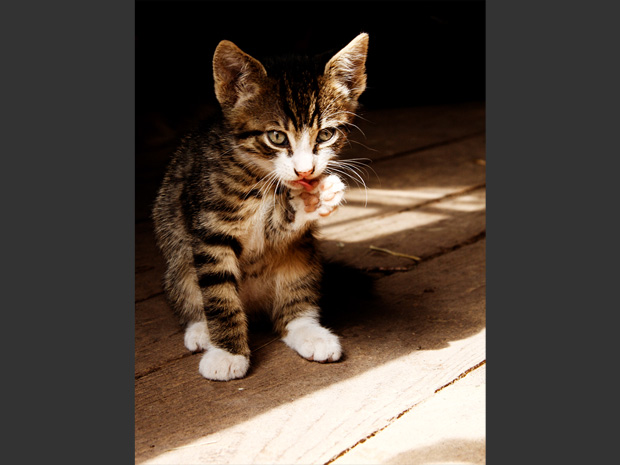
[
  {"left": 294, "top": 175, "right": 346, "bottom": 218},
  {"left": 316, "top": 174, "right": 346, "bottom": 217},
  {"left": 198, "top": 347, "right": 250, "bottom": 381},
  {"left": 283, "top": 317, "right": 342, "bottom": 362}
]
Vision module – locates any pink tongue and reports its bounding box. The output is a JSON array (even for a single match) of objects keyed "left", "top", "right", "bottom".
[{"left": 295, "top": 179, "right": 314, "bottom": 191}]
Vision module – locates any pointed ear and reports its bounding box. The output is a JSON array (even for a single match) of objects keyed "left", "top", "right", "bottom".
[
  {"left": 324, "top": 33, "right": 369, "bottom": 100},
  {"left": 213, "top": 40, "right": 267, "bottom": 109}
]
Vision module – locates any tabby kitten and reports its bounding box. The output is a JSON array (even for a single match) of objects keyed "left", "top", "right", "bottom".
[{"left": 152, "top": 33, "right": 369, "bottom": 381}]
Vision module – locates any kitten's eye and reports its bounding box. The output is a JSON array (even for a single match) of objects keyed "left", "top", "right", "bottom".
[
  {"left": 267, "top": 130, "right": 288, "bottom": 146},
  {"left": 317, "top": 128, "right": 335, "bottom": 143}
]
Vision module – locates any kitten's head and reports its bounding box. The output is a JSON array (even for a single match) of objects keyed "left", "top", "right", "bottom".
[{"left": 212, "top": 33, "right": 369, "bottom": 189}]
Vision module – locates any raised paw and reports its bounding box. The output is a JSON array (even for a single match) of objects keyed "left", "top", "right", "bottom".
[
  {"left": 294, "top": 174, "right": 345, "bottom": 218},
  {"left": 184, "top": 321, "right": 211, "bottom": 352},
  {"left": 316, "top": 174, "right": 346, "bottom": 217},
  {"left": 282, "top": 317, "right": 342, "bottom": 363},
  {"left": 198, "top": 347, "right": 250, "bottom": 381}
]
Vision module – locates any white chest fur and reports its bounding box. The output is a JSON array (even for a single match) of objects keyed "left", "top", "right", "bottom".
[{"left": 242, "top": 200, "right": 270, "bottom": 258}]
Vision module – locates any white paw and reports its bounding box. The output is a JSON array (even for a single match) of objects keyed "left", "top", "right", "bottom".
[
  {"left": 316, "top": 174, "right": 346, "bottom": 217},
  {"left": 290, "top": 174, "right": 346, "bottom": 220},
  {"left": 184, "top": 321, "right": 211, "bottom": 352},
  {"left": 282, "top": 316, "right": 342, "bottom": 362},
  {"left": 198, "top": 347, "right": 250, "bottom": 381}
]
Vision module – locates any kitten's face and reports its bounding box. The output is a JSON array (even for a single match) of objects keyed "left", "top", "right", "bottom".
[{"left": 213, "top": 34, "right": 369, "bottom": 189}]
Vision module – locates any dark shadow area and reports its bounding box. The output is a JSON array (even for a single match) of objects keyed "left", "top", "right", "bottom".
[
  {"left": 136, "top": 0, "right": 485, "bottom": 156},
  {"left": 136, "top": 0, "right": 485, "bottom": 223},
  {"left": 319, "top": 234, "right": 485, "bottom": 352}
]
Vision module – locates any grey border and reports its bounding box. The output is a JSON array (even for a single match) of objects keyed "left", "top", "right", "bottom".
[
  {"left": 487, "top": 0, "right": 617, "bottom": 463},
  {"left": 3, "top": 1, "right": 134, "bottom": 463}
]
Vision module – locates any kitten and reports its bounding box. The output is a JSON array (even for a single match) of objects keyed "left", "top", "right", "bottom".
[{"left": 152, "top": 33, "right": 369, "bottom": 381}]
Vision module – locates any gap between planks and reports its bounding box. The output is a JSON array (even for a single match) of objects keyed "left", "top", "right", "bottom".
[
  {"left": 323, "top": 360, "right": 487, "bottom": 465},
  {"left": 366, "top": 130, "right": 486, "bottom": 165},
  {"left": 361, "top": 229, "right": 486, "bottom": 275}
]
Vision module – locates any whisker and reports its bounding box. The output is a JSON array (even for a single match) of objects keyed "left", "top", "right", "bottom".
[
  {"left": 246, "top": 171, "right": 277, "bottom": 201},
  {"left": 327, "top": 168, "right": 368, "bottom": 207},
  {"left": 348, "top": 139, "right": 380, "bottom": 153},
  {"left": 326, "top": 163, "right": 369, "bottom": 207},
  {"left": 335, "top": 162, "right": 370, "bottom": 181},
  {"left": 333, "top": 158, "right": 371, "bottom": 176},
  {"left": 337, "top": 158, "right": 380, "bottom": 183},
  {"left": 339, "top": 161, "right": 370, "bottom": 180},
  {"left": 329, "top": 165, "right": 367, "bottom": 190}
]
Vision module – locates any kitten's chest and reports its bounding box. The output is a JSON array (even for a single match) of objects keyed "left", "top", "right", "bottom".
[
  {"left": 241, "top": 200, "right": 272, "bottom": 257},
  {"left": 239, "top": 196, "right": 296, "bottom": 259}
]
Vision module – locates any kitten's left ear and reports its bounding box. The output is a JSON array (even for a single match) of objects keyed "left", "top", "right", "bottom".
[{"left": 324, "top": 33, "right": 369, "bottom": 100}]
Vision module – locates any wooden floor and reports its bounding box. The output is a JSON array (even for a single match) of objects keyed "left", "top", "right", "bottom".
[{"left": 135, "top": 101, "right": 486, "bottom": 464}]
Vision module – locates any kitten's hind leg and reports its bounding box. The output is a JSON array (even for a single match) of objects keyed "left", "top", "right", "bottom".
[
  {"left": 159, "top": 242, "right": 211, "bottom": 352},
  {"left": 184, "top": 320, "right": 211, "bottom": 352}
]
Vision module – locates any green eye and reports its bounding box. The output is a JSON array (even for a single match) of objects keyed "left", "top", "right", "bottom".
[
  {"left": 317, "top": 128, "right": 335, "bottom": 143},
  {"left": 267, "top": 130, "right": 288, "bottom": 146}
]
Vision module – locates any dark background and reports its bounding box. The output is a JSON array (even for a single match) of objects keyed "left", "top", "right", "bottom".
[{"left": 136, "top": 0, "right": 485, "bottom": 148}]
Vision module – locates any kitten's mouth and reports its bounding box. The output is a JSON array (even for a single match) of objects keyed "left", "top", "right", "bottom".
[{"left": 289, "top": 179, "right": 318, "bottom": 192}]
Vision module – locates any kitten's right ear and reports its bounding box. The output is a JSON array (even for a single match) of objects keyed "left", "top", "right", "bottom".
[{"left": 213, "top": 40, "right": 267, "bottom": 109}]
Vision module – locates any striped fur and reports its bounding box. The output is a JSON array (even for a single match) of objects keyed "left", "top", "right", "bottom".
[{"left": 152, "top": 34, "right": 368, "bottom": 380}]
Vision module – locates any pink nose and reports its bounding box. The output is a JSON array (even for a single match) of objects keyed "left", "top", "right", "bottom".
[{"left": 295, "top": 169, "right": 314, "bottom": 179}]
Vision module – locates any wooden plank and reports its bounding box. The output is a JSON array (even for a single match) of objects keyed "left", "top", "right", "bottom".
[
  {"left": 342, "top": 102, "right": 485, "bottom": 162},
  {"left": 320, "top": 187, "right": 485, "bottom": 272},
  {"left": 135, "top": 221, "right": 166, "bottom": 302},
  {"left": 331, "top": 364, "right": 486, "bottom": 464},
  {"left": 135, "top": 297, "right": 184, "bottom": 378},
  {"left": 135, "top": 239, "right": 485, "bottom": 464}
]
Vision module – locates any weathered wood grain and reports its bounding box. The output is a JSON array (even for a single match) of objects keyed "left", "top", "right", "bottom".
[
  {"left": 331, "top": 364, "right": 486, "bottom": 464},
  {"left": 136, "top": 240, "right": 485, "bottom": 464}
]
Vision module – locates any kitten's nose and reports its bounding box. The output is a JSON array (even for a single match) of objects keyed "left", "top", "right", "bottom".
[{"left": 295, "top": 168, "right": 314, "bottom": 179}]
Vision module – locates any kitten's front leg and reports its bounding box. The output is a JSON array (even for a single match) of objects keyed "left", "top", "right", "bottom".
[
  {"left": 191, "top": 234, "right": 251, "bottom": 381},
  {"left": 271, "top": 240, "right": 342, "bottom": 363},
  {"left": 289, "top": 174, "right": 346, "bottom": 223}
]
